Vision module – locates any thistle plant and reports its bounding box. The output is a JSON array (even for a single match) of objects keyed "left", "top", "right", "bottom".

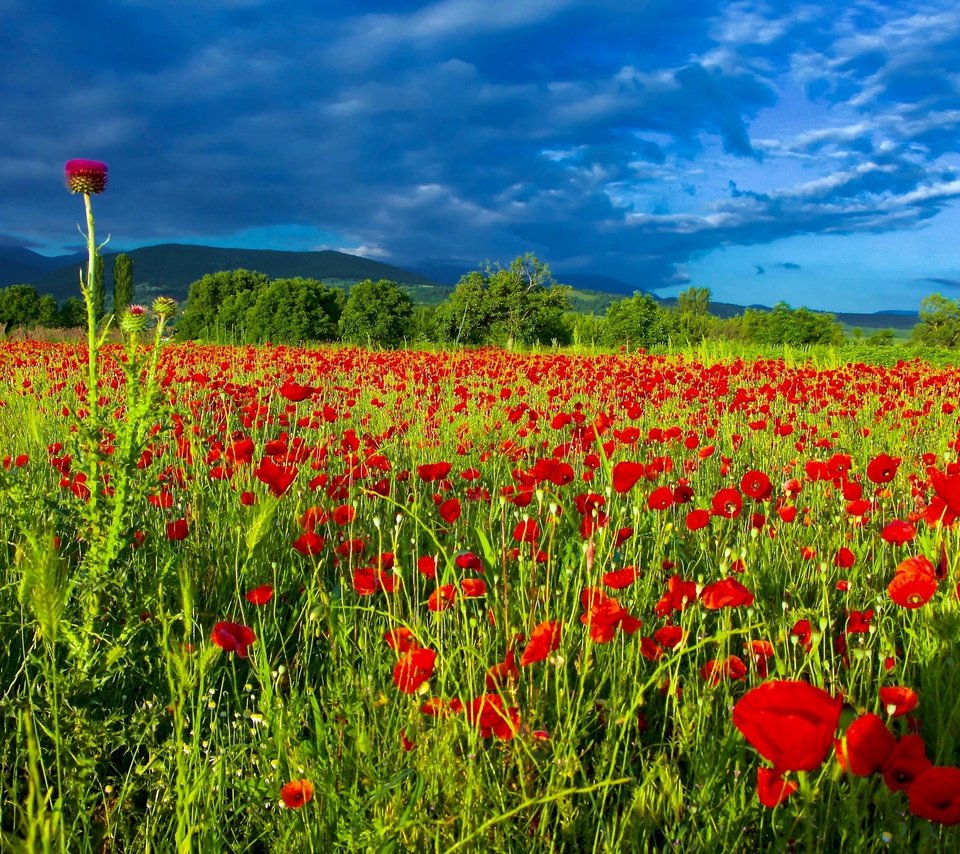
[{"left": 64, "top": 160, "right": 178, "bottom": 664}]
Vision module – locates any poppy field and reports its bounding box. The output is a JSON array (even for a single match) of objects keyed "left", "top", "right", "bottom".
[{"left": 1, "top": 340, "right": 960, "bottom": 852}]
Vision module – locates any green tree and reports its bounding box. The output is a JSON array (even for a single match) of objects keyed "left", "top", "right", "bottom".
[
  {"left": 434, "top": 271, "right": 489, "bottom": 345},
  {"left": 671, "top": 286, "right": 716, "bottom": 343},
  {"left": 434, "top": 254, "right": 571, "bottom": 347},
  {"left": 0, "top": 285, "right": 54, "bottom": 330},
  {"left": 912, "top": 293, "right": 960, "bottom": 347},
  {"left": 57, "top": 296, "right": 87, "bottom": 328},
  {"left": 602, "top": 292, "right": 673, "bottom": 349},
  {"left": 339, "top": 279, "right": 414, "bottom": 348},
  {"left": 177, "top": 269, "right": 270, "bottom": 340},
  {"left": 866, "top": 328, "right": 895, "bottom": 346},
  {"left": 743, "top": 302, "right": 844, "bottom": 346},
  {"left": 243, "top": 277, "right": 344, "bottom": 343},
  {"left": 113, "top": 253, "right": 134, "bottom": 312}
]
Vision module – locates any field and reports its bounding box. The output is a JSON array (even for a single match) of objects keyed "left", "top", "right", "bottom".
[{"left": 1, "top": 339, "right": 959, "bottom": 852}]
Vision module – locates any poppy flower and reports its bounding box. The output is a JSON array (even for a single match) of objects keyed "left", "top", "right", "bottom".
[
  {"left": 417, "top": 461, "right": 452, "bottom": 482},
  {"left": 520, "top": 620, "right": 562, "bottom": 666},
  {"left": 460, "top": 578, "right": 487, "bottom": 598},
  {"left": 756, "top": 767, "right": 798, "bottom": 808},
  {"left": 834, "top": 547, "right": 855, "bottom": 568},
  {"left": 684, "top": 508, "right": 710, "bottom": 531},
  {"left": 438, "top": 497, "right": 462, "bottom": 524},
  {"left": 428, "top": 584, "right": 457, "bottom": 612},
  {"left": 888, "top": 556, "right": 938, "bottom": 608},
  {"left": 278, "top": 379, "right": 313, "bottom": 402},
  {"left": 740, "top": 470, "right": 773, "bottom": 501},
  {"left": 64, "top": 159, "right": 108, "bottom": 194},
  {"left": 245, "top": 584, "right": 274, "bottom": 606},
  {"left": 923, "top": 467, "right": 960, "bottom": 526},
  {"left": 732, "top": 680, "right": 842, "bottom": 772},
  {"left": 700, "top": 655, "right": 747, "bottom": 685},
  {"left": 280, "top": 779, "right": 313, "bottom": 808},
  {"left": 292, "top": 531, "right": 325, "bottom": 556},
  {"left": 485, "top": 648, "right": 520, "bottom": 690},
  {"left": 879, "top": 685, "right": 919, "bottom": 718},
  {"left": 881, "top": 519, "right": 916, "bottom": 545},
  {"left": 711, "top": 487, "right": 743, "bottom": 519},
  {"left": 699, "top": 577, "right": 754, "bottom": 609},
  {"left": 602, "top": 566, "right": 641, "bottom": 589},
  {"left": 835, "top": 713, "right": 895, "bottom": 776},
  {"left": 866, "top": 453, "right": 899, "bottom": 484},
  {"left": 384, "top": 627, "right": 417, "bottom": 652},
  {"left": 464, "top": 694, "right": 521, "bottom": 740},
  {"left": 211, "top": 621, "right": 256, "bottom": 658},
  {"left": 611, "top": 461, "right": 645, "bottom": 494},
  {"left": 416, "top": 555, "right": 437, "bottom": 579},
  {"left": 393, "top": 647, "right": 437, "bottom": 694},
  {"left": 647, "top": 486, "right": 674, "bottom": 510},
  {"left": 255, "top": 457, "right": 297, "bottom": 497},
  {"left": 882, "top": 734, "right": 931, "bottom": 792},
  {"left": 654, "top": 625, "right": 686, "bottom": 650},
  {"left": 166, "top": 519, "right": 189, "bottom": 541},
  {"left": 908, "top": 766, "right": 960, "bottom": 825},
  {"left": 653, "top": 575, "right": 698, "bottom": 617}
]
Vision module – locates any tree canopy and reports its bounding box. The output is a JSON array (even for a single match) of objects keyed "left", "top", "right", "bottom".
[{"left": 340, "top": 279, "right": 414, "bottom": 348}]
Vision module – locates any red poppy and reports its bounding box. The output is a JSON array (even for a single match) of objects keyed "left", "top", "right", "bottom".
[
  {"left": 647, "top": 486, "right": 674, "bottom": 510},
  {"left": 393, "top": 647, "right": 437, "bottom": 694},
  {"left": 835, "top": 713, "right": 895, "bottom": 776},
  {"left": 292, "top": 531, "right": 325, "bottom": 556},
  {"left": 756, "top": 767, "right": 798, "bottom": 808},
  {"left": 438, "top": 497, "right": 462, "bottom": 524},
  {"left": 866, "top": 453, "right": 899, "bottom": 484},
  {"left": 654, "top": 625, "right": 686, "bottom": 650},
  {"left": 280, "top": 779, "right": 313, "bottom": 808},
  {"left": 711, "top": 487, "right": 743, "bottom": 519},
  {"left": 699, "top": 577, "right": 754, "bottom": 609},
  {"left": 684, "top": 508, "right": 711, "bottom": 531},
  {"left": 888, "top": 555, "right": 938, "bottom": 608},
  {"left": 417, "top": 461, "right": 452, "bottom": 482},
  {"left": 245, "top": 584, "right": 274, "bottom": 606},
  {"left": 881, "top": 519, "right": 916, "bottom": 545},
  {"left": 653, "top": 575, "right": 698, "bottom": 617},
  {"left": 485, "top": 648, "right": 520, "bottom": 690},
  {"left": 834, "top": 547, "right": 855, "bottom": 568},
  {"left": 520, "top": 620, "right": 562, "bottom": 666},
  {"left": 611, "top": 461, "right": 645, "bottom": 494},
  {"left": 278, "top": 379, "right": 313, "bottom": 402},
  {"left": 512, "top": 518, "right": 540, "bottom": 543},
  {"left": 464, "top": 694, "right": 520, "bottom": 740},
  {"left": 740, "top": 470, "right": 772, "bottom": 501},
  {"left": 211, "top": 621, "right": 256, "bottom": 658},
  {"left": 416, "top": 555, "right": 437, "bottom": 579},
  {"left": 254, "top": 457, "right": 298, "bottom": 497},
  {"left": 166, "top": 519, "right": 189, "bottom": 541},
  {"left": 908, "top": 766, "right": 960, "bottom": 825},
  {"left": 882, "top": 734, "right": 931, "bottom": 792},
  {"left": 733, "top": 680, "right": 842, "bottom": 772},
  {"left": 602, "top": 566, "right": 641, "bottom": 589},
  {"left": 700, "top": 655, "right": 747, "bottom": 685},
  {"left": 461, "top": 578, "right": 487, "bottom": 598},
  {"left": 879, "top": 685, "right": 918, "bottom": 718},
  {"left": 384, "top": 627, "right": 417, "bottom": 652},
  {"left": 428, "top": 584, "right": 457, "bottom": 612},
  {"left": 923, "top": 467, "right": 960, "bottom": 526}
]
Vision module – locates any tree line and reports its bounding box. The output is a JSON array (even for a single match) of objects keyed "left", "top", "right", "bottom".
[{"left": 3, "top": 250, "right": 959, "bottom": 349}]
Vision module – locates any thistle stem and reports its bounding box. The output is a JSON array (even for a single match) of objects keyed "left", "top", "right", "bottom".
[{"left": 83, "top": 192, "right": 99, "bottom": 422}]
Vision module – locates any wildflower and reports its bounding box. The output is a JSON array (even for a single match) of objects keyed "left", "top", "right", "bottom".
[
  {"left": 733, "top": 680, "right": 842, "bottom": 772},
  {"left": 64, "top": 159, "right": 108, "bottom": 194},
  {"left": 908, "top": 766, "right": 960, "bottom": 825},
  {"left": 211, "top": 621, "right": 256, "bottom": 658},
  {"left": 280, "top": 779, "right": 313, "bottom": 808},
  {"left": 245, "top": 584, "right": 274, "bottom": 606}
]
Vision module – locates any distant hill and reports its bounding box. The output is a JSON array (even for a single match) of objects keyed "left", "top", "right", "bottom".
[
  {"left": 27, "top": 244, "right": 439, "bottom": 305},
  {"left": 0, "top": 242, "right": 921, "bottom": 329}
]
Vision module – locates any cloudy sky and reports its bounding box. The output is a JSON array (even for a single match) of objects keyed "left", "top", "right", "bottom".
[{"left": 3, "top": 0, "right": 960, "bottom": 311}]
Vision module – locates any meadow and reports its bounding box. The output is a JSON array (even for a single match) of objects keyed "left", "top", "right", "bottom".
[{"left": 1, "top": 338, "right": 959, "bottom": 852}]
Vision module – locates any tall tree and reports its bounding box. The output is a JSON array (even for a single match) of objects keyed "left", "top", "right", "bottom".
[
  {"left": 243, "top": 278, "right": 344, "bottom": 343},
  {"left": 913, "top": 293, "right": 960, "bottom": 347},
  {"left": 113, "top": 253, "right": 134, "bottom": 312},
  {"left": 602, "top": 292, "right": 674, "bottom": 349},
  {"left": 339, "top": 279, "right": 414, "bottom": 348}
]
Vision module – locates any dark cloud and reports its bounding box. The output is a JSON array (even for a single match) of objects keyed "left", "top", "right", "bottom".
[
  {"left": 0, "top": 0, "right": 958, "bottom": 309},
  {"left": 922, "top": 277, "right": 960, "bottom": 289}
]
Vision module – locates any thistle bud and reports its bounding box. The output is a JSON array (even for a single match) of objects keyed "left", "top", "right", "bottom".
[
  {"left": 64, "top": 159, "right": 108, "bottom": 194},
  {"left": 152, "top": 297, "right": 177, "bottom": 321},
  {"left": 119, "top": 305, "right": 149, "bottom": 333}
]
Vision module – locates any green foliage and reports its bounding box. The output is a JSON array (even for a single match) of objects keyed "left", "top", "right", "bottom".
[
  {"left": 913, "top": 292, "right": 960, "bottom": 347},
  {"left": 866, "top": 327, "right": 895, "bottom": 346},
  {"left": 434, "top": 254, "right": 572, "bottom": 347},
  {"left": 602, "top": 292, "right": 674, "bottom": 349},
  {"left": 340, "top": 279, "right": 414, "bottom": 348},
  {"left": 176, "top": 269, "right": 270, "bottom": 340},
  {"left": 243, "top": 277, "right": 345, "bottom": 344},
  {"left": 742, "top": 302, "right": 844, "bottom": 346},
  {"left": 0, "top": 284, "right": 59, "bottom": 330},
  {"left": 57, "top": 296, "right": 87, "bottom": 328},
  {"left": 670, "top": 286, "right": 717, "bottom": 343},
  {"left": 112, "top": 253, "right": 134, "bottom": 312}
]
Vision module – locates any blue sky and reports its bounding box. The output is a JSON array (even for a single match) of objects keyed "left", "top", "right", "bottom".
[{"left": 3, "top": 0, "right": 960, "bottom": 311}]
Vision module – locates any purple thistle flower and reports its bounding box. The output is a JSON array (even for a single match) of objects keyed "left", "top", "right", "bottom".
[{"left": 65, "top": 159, "right": 108, "bottom": 194}]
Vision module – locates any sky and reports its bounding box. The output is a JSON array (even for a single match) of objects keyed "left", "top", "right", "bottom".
[{"left": 3, "top": 0, "right": 960, "bottom": 312}]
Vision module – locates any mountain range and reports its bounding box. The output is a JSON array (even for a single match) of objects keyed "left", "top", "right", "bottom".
[{"left": 0, "top": 243, "right": 919, "bottom": 330}]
